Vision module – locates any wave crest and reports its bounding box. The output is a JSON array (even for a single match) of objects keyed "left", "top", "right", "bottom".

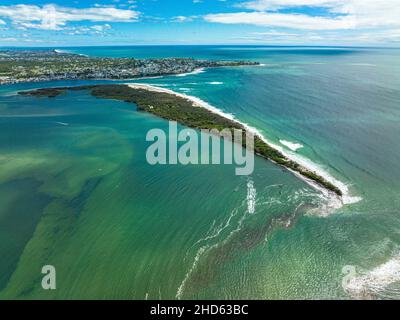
[
  {"left": 126, "top": 82, "right": 362, "bottom": 213},
  {"left": 344, "top": 255, "right": 400, "bottom": 299}
]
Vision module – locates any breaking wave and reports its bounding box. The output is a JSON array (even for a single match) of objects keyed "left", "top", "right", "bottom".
[
  {"left": 176, "top": 68, "right": 205, "bottom": 77},
  {"left": 344, "top": 255, "right": 400, "bottom": 299},
  {"left": 126, "top": 83, "right": 362, "bottom": 212},
  {"left": 280, "top": 139, "right": 303, "bottom": 151},
  {"left": 247, "top": 179, "right": 256, "bottom": 214}
]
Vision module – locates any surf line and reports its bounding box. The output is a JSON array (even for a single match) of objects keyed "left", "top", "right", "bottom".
[{"left": 125, "top": 83, "right": 358, "bottom": 207}]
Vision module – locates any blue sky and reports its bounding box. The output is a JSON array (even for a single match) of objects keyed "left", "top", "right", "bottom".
[{"left": 0, "top": 0, "right": 399, "bottom": 46}]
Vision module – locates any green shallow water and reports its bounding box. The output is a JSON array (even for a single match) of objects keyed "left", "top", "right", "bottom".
[
  {"left": 0, "top": 89, "right": 318, "bottom": 299},
  {"left": 1, "top": 46, "right": 400, "bottom": 299}
]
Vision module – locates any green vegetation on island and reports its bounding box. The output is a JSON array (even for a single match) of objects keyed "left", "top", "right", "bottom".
[{"left": 20, "top": 84, "right": 343, "bottom": 196}]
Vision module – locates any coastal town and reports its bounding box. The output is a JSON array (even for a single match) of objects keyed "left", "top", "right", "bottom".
[{"left": 0, "top": 49, "right": 258, "bottom": 85}]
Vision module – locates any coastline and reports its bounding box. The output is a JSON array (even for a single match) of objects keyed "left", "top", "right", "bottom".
[
  {"left": 17, "top": 82, "right": 362, "bottom": 208},
  {"left": 125, "top": 83, "right": 360, "bottom": 208}
]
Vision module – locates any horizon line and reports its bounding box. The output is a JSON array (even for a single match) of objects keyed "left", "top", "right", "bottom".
[{"left": 1, "top": 44, "right": 400, "bottom": 49}]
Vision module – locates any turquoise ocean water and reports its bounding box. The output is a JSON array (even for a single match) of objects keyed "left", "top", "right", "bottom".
[{"left": 1, "top": 46, "right": 400, "bottom": 299}]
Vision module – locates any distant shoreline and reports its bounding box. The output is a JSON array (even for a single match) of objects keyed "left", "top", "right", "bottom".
[{"left": 0, "top": 49, "right": 259, "bottom": 85}]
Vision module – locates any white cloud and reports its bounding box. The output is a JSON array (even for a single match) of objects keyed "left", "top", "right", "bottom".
[
  {"left": 0, "top": 4, "right": 140, "bottom": 30},
  {"left": 253, "top": 30, "right": 302, "bottom": 36},
  {"left": 329, "top": 0, "right": 400, "bottom": 28},
  {"left": 205, "top": 12, "right": 355, "bottom": 30},
  {"left": 237, "top": 0, "right": 339, "bottom": 11},
  {"left": 355, "top": 29, "right": 400, "bottom": 43},
  {"left": 0, "top": 36, "right": 44, "bottom": 43},
  {"left": 205, "top": 0, "right": 400, "bottom": 31},
  {"left": 171, "top": 15, "right": 197, "bottom": 23},
  {"left": 64, "top": 24, "right": 112, "bottom": 35}
]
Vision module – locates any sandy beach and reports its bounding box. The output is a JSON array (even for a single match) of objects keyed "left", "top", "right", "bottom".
[{"left": 126, "top": 83, "right": 361, "bottom": 210}]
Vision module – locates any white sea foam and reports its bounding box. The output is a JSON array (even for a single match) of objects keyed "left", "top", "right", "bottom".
[
  {"left": 175, "top": 68, "right": 205, "bottom": 77},
  {"left": 192, "top": 207, "right": 239, "bottom": 248},
  {"left": 126, "top": 83, "right": 361, "bottom": 211},
  {"left": 207, "top": 81, "right": 224, "bottom": 85},
  {"left": 280, "top": 139, "right": 303, "bottom": 151},
  {"left": 344, "top": 255, "right": 400, "bottom": 299},
  {"left": 55, "top": 121, "right": 69, "bottom": 126},
  {"left": 247, "top": 180, "right": 256, "bottom": 214}
]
